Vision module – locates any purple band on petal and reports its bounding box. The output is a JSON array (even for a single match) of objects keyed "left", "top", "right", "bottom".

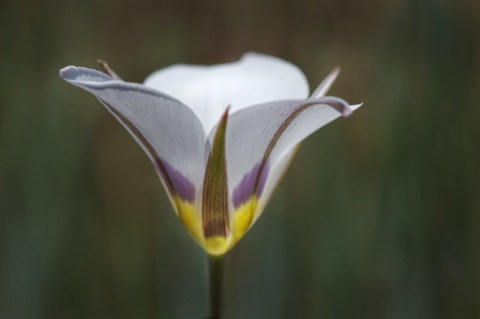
[
  {"left": 232, "top": 161, "right": 270, "bottom": 208},
  {"left": 155, "top": 159, "right": 196, "bottom": 202}
]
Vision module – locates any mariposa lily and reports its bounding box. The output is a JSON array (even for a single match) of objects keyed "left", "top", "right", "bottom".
[{"left": 60, "top": 53, "right": 361, "bottom": 256}]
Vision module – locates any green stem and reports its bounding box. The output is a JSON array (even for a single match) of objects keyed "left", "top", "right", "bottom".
[{"left": 208, "top": 254, "right": 224, "bottom": 319}]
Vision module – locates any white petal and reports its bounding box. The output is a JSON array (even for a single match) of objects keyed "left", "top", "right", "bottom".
[
  {"left": 144, "top": 52, "right": 309, "bottom": 133},
  {"left": 350, "top": 103, "right": 363, "bottom": 111},
  {"left": 60, "top": 66, "right": 206, "bottom": 204},
  {"left": 223, "top": 97, "right": 360, "bottom": 213}
]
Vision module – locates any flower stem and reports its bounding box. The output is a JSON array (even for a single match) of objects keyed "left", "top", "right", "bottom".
[{"left": 208, "top": 254, "right": 224, "bottom": 319}]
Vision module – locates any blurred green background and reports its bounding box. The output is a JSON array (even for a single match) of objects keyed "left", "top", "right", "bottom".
[{"left": 1, "top": 0, "right": 479, "bottom": 318}]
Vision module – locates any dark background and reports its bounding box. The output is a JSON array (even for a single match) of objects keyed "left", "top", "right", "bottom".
[{"left": 1, "top": 0, "right": 479, "bottom": 318}]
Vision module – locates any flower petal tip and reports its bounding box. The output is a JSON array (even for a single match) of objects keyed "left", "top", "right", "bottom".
[
  {"left": 220, "top": 105, "right": 231, "bottom": 121},
  {"left": 343, "top": 102, "right": 363, "bottom": 117},
  {"left": 332, "top": 65, "right": 341, "bottom": 76},
  {"left": 59, "top": 65, "right": 113, "bottom": 84},
  {"left": 342, "top": 102, "right": 363, "bottom": 117},
  {"left": 351, "top": 102, "right": 363, "bottom": 111},
  {"left": 59, "top": 66, "right": 78, "bottom": 80}
]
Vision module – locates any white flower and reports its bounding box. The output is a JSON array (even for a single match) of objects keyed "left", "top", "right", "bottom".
[{"left": 60, "top": 53, "right": 361, "bottom": 255}]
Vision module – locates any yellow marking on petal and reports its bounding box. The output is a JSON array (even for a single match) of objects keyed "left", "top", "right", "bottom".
[
  {"left": 175, "top": 197, "right": 203, "bottom": 243},
  {"left": 173, "top": 196, "right": 258, "bottom": 256},
  {"left": 204, "top": 236, "right": 232, "bottom": 256},
  {"left": 231, "top": 197, "right": 259, "bottom": 245},
  {"left": 174, "top": 197, "right": 233, "bottom": 256},
  {"left": 173, "top": 195, "right": 261, "bottom": 256}
]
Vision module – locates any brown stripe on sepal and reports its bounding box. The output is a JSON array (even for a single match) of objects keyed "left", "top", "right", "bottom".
[{"left": 202, "top": 107, "right": 230, "bottom": 238}]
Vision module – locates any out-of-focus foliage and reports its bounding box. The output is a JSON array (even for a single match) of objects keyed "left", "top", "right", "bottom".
[{"left": 0, "top": 0, "right": 479, "bottom": 318}]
